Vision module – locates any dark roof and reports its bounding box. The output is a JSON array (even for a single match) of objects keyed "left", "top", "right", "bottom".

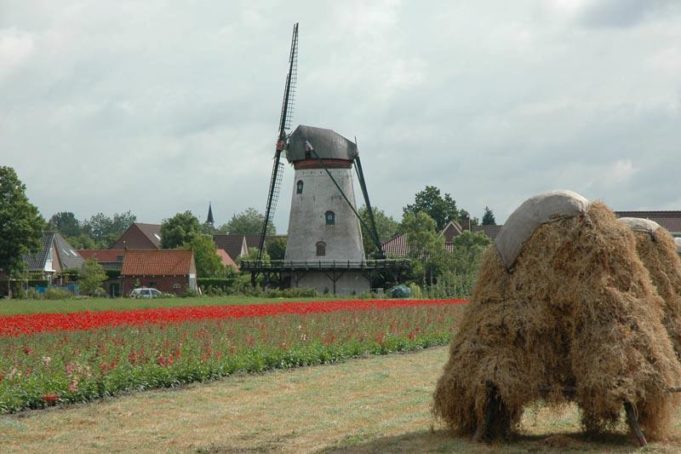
[
  {"left": 53, "top": 234, "right": 85, "bottom": 270},
  {"left": 24, "top": 233, "right": 84, "bottom": 271},
  {"left": 472, "top": 224, "right": 503, "bottom": 240},
  {"left": 206, "top": 203, "right": 214, "bottom": 225},
  {"left": 213, "top": 234, "right": 248, "bottom": 260},
  {"left": 286, "top": 125, "right": 358, "bottom": 162},
  {"left": 135, "top": 223, "right": 162, "bottom": 248},
  {"left": 24, "top": 233, "right": 54, "bottom": 271},
  {"left": 121, "top": 250, "right": 194, "bottom": 276},
  {"left": 614, "top": 211, "right": 681, "bottom": 233}
]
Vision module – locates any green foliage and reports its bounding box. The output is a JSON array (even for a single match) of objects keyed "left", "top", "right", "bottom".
[
  {"left": 79, "top": 259, "right": 107, "bottom": 296},
  {"left": 358, "top": 206, "right": 399, "bottom": 257},
  {"left": 266, "top": 236, "right": 287, "bottom": 260},
  {"left": 44, "top": 287, "right": 75, "bottom": 300},
  {"left": 403, "top": 186, "right": 460, "bottom": 232},
  {"left": 161, "top": 211, "right": 201, "bottom": 249},
  {"left": 218, "top": 207, "right": 275, "bottom": 236},
  {"left": 482, "top": 206, "right": 496, "bottom": 226},
  {"left": 0, "top": 167, "right": 45, "bottom": 293},
  {"left": 402, "top": 211, "right": 447, "bottom": 285},
  {"left": 65, "top": 233, "right": 96, "bottom": 250},
  {"left": 82, "top": 211, "right": 136, "bottom": 248},
  {"left": 185, "top": 234, "right": 225, "bottom": 278},
  {"left": 47, "top": 212, "right": 81, "bottom": 237}
]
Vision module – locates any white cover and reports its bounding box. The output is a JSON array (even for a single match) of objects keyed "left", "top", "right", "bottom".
[
  {"left": 618, "top": 217, "right": 661, "bottom": 239},
  {"left": 495, "top": 190, "right": 591, "bottom": 270}
]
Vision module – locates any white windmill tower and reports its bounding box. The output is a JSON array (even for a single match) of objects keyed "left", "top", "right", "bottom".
[{"left": 246, "top": 23, "right": 396, "bottom": 295}]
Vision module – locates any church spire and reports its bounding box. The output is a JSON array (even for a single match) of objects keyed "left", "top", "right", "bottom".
[{"left": 206, "top": 202, "right": 214, "bottom": 227}]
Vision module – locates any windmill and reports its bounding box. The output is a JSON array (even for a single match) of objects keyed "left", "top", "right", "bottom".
[
  {"left": 256, "top": 23, "right": 299, "bottom": 262},
  {"left": 248, "top": 23, "right": 408, "bottom": 294}
]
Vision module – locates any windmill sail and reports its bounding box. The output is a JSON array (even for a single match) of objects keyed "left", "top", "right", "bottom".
[{"left": 257, "top": 23, "right": 299, "bottom": 261}]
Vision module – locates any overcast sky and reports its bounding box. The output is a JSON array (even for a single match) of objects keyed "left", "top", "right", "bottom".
[{"left": 2, "top": 0, "right": 680, "bottom": 232}]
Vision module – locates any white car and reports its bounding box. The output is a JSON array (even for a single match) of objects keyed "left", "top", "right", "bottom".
[{"left": 129, "top": 287, "right": 163, "bottom": 299}]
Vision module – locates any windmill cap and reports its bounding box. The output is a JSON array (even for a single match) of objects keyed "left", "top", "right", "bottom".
[{"left": 286, "top": 125, "right": 358, "bottom": 162}]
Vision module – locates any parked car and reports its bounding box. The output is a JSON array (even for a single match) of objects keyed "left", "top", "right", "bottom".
[{"left": 129, "top": 287, "right": 163, "bottom": 299}]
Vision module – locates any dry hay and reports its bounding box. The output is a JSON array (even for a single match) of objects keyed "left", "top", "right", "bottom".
[
  {"left": 619, "top": 217, "right": 681, "bottom": 361},
  {"left": 433, "top": 195, "right": 681, "bottom": 442}
]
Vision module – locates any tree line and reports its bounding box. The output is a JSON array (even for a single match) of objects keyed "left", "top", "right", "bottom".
[{"left": 2, "top": 164, "right": 498, "bottom": 295}]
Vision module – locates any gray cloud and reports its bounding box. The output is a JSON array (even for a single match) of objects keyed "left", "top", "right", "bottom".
[{"left": 1, "top": 0, "right": 681, "bottom": 232}]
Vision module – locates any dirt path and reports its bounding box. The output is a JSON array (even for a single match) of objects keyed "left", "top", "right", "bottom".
[{"left": 1, "top": 347, "right": 680, "bottom": 453}]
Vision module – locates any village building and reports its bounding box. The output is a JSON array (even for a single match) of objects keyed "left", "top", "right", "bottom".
[
  {"left": 120, "top": 249, "right": 197, "bottom": 296},
  {"left": 111, "top": 223, "right": 162, "bottom": 249},
  {"left": 23, "top": 232, "right": 84, "bottom": 286}
]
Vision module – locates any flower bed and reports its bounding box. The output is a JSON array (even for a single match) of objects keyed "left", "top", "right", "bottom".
[
  {"left": 0, "top": 301, "right": 466, "bottom": 413},
  {"left": 0, "top": 299, "right": 465, "bottom": 337}
]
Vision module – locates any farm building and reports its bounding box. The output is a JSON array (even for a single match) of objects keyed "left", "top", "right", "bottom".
[
  {"left": 111, "top": 223, "right": 162, "bottom": 249},
  {"left": 23, "top": 232, "right": 84, "bottom": 285},
  {"left": 120, "top": 249, "right": 197, "bottom": 296}
]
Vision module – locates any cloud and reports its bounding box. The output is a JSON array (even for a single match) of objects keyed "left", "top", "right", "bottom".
[
  {"left": 0, "top": 28, "right": 34, "bottom": 79},
  {"left": 1, "top": 0, "right": 680, "bottom": 230}
]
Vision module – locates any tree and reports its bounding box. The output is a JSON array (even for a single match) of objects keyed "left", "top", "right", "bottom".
[
  {"left": 161, "top": 211, "right": 202, "bottom": 249},
  {"left": 358, "top": 206, "right": 399, "bottom": 256},
  {"left": 79, "top": 259, "right": 107, "bottom": 296},
  {"left": 48, "top": 212, "right": 81, "bottom": 237},
  {"left": 82, "top": 211, "right": 136, "bottom": 248},
  {"left": 185, "top": 234, "right": 225, "bottom": 277},
  {"left": 0, "top": 167, "right": 45, "bottom": 297},
  {"left": 219, "top": 208, "right": 275, "bottom": 236},
  {"left": 266, "top": 236, "right": 287, "bottom": 260},
  {"left": 482, "top": 206, "right": 496, "bottom": 225},
  {"left": 403, "top": 186, "right": 461, "bottom": 231},
  {"left": 402, "top": 211, "right": 447, "bottom": 285}
]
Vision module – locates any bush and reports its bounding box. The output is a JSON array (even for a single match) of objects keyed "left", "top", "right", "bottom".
[{"left": 44, "top": 287, "right": 74, "bottom": 300}]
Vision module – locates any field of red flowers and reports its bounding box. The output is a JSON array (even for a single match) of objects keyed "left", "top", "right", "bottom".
[
  {"left": 0, "top": 299, "right": 464, "bottom": 337},
  {"left": 0, "top": 298, "right": 466, "bottom": 413}
]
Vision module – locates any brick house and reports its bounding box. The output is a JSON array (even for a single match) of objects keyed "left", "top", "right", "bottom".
[
  {"left": 120, "top": 249, "right": 197, "bottom": 296},
  {"left": 111, "top": 223, "right": 162, "bottom": 249}
]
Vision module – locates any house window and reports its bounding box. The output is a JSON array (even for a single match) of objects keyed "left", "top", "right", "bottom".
[
  {"left": 316, "top": 241, "right": 326, "bottom": 256},
  {"left": 296, "top": 180, "right": 304, "bottom": 194},
  {"left": 325, "top": 211, "right": 335, "bottom": 225}
]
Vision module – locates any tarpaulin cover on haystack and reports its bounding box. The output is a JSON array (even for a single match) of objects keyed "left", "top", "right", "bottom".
[{"left": 433, "top": 190, "right": 681, "bottom": 445}]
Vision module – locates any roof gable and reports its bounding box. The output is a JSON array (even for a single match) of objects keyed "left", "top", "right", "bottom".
[
  {"left": 24, "top": 233, "right": 84, "bottom": 272},
  {"left": 112, "top": 223, "right": 161, "bottom": 249},
  {"left": 213, "top": 234, "right": 249, "bottom": 260}
]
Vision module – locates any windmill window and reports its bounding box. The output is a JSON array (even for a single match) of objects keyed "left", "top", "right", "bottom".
[
  {"left": 316, "top": 241, "right": 326, "bottom": 256},
  {"left": 325, "top": 211, "right": 335, "bottom": 225},
  {"left": 296, "top": 180, "right": 304, "bottom": 194}
]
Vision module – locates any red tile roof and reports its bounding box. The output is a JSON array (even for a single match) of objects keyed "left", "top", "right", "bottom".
[
  {"left": 216, "top": 248, "right": 238, "bottom": 269},
  {"left": 79, "top": 249, "right": 126, "bottom": 263},
  {"left": 121, "top": 250, "right": 194, "bottom": 276}
]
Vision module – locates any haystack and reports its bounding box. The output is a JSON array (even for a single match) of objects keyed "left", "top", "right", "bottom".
[
  {"left": 433, "top": 190, "right": 681, "bottom": 443},
  {"left": 619, "top": 217, "right": 681, "bottom": 360}
]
